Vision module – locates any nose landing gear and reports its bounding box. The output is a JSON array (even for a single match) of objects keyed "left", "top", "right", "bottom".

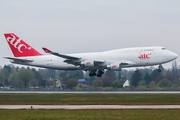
[{"left": 157, "top": 65, "right": 164, "bottom": 72}]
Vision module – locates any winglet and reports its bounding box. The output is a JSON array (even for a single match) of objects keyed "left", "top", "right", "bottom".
[{"left": 42, "top": 47, "right": 52, "bottom": 53}]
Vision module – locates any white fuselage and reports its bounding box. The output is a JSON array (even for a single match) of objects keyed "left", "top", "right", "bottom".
[{"left": 11, "top": 46, "right": 177, "bottom": 70}]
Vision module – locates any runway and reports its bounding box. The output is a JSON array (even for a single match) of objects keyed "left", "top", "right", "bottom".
[
  {"left": 1, "top": 91, "right": 180, "bottom": 94},
  {"left": 1, "top": 105, "right": 180, "bottom": 109}
]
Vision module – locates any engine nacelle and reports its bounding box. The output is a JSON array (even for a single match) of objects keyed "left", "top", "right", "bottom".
[
  {"left": 81, "top": 60, "right": 94, "bottom": 67},
  {"left": 107, "top": 63, "right": 121, "bottom": 71}
]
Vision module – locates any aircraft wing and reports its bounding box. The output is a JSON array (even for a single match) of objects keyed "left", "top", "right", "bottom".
[
  {"left": 42, "top": 48, "right": 80, "bottom": 60},
  {"left": 4, "top": 57, "right": 34, "bottom": 63},
  {"left": 42, "top": 47, "right": 82, "bottom": 66},
  {"left": 42, "top": 48, "right": 106, "bottom": 67},
  {"left": 42, "top": 47, "right": 135, "bottom": 70}
]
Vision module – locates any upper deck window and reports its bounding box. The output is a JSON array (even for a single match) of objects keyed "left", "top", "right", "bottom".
[
  {"left": 144, "top": 49, "right": 153, "bottom": 51},
  {"left": 162, "top": 48, "right": 166, "bottom": 50}
]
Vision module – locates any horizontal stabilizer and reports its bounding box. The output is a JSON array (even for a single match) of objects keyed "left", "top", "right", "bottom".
[{"left": 4, "top": 57, "right": 34, "bottom": 63}]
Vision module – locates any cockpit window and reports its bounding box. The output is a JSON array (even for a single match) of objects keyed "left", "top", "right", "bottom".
[{"left": 162, "top": 48, "right": 166, "bottom": 50}]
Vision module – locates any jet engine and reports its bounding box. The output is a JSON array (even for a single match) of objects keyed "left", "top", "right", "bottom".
[
  {"left": 81, "top": 60, "right": 94, "bottom": 67},
  {"left": 107, "top": 63, "right": 121, "bottom": 71}
]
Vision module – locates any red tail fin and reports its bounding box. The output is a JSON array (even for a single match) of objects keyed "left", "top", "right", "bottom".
[{"left": 4, "top": 33, "right": 42, "bottom": 57}]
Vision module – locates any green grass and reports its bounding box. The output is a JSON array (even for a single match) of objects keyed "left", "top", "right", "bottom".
[
  {"left": 0, "top": 109, "right": 179, "bottom": 120},
  {"left": 0, "top": 94, "right": 180, "bottom": 105}
]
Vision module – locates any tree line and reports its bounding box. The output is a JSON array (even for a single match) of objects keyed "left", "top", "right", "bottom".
[{"left": 0, "top": 64, "right": 180, "bottom": 90}]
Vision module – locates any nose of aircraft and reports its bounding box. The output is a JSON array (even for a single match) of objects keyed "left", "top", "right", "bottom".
[{"left": 169, "top": 51, "right": 178, "bottom": 60}]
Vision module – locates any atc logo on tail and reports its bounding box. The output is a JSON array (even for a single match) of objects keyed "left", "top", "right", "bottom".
[
  {"left": 6, "top": 33, "right": 30, "bottom": 53},
  {"left": 4, "top": 33, "right": 42, "bottom": 57}
]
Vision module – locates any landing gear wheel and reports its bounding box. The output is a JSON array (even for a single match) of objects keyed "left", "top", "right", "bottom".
[
  {"left": 89, "top": 71, "right": 96, "bottom": 76},
  {"left": 157, "top": 65, "right": 163, "bottom": 72},
  {"left": 157, "top": 69, "right": 161, "bottom": 72},
  {"left": 96, "top": 70, "right": 104, "bottom": 77},
  {"left": 97, "top": 74, "right": 102, "bottom": 77}
]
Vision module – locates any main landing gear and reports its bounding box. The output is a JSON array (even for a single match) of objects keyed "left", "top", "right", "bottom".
[{"left": 89, "top": 70, "right": 104, "bottom": 77}]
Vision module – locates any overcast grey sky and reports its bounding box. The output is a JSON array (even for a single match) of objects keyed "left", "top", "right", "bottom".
[{"left": 0, "top": 0, "right": 180, "bottom": 68}]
